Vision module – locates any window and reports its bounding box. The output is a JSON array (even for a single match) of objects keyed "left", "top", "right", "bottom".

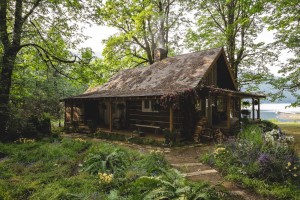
[
  {"left": 195, "top": 99, "right": 202, "bottom": 111},
  {"left": 144, "top": 100, "right": 150, "bottom": 109},
  {"left": 142, "top": 100, "right": 159, "bottom": 112},
  {"left": 217, "top": 97, "right": 224, "bottom": 112}
]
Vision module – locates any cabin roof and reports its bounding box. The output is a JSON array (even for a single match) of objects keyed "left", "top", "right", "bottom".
[{"left": 65, "top": 47, "right": 265, "bottom": 100}]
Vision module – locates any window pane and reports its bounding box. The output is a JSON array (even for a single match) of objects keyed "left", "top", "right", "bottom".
[{"left": 144, "top": 100, "right": 150, "bottom": 109}]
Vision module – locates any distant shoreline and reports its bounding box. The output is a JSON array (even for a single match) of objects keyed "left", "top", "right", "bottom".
[{"left": 277, "top": 113, "right": 300, "bottom": 120}]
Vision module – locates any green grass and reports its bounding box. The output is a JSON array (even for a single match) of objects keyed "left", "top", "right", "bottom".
[
  {"left": 0, "top": 137, "right": 223, "bottom": 200},
  {"left": 274, "top": 122, "right": 300, "bottom": 154}
]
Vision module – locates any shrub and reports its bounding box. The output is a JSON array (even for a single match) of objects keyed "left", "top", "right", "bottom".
[
  {"left": 132, "top": 169, "right": 220, "bottom": 199},
  {"left": 81, "top": 146, "right": 134, "bottom": 177},
  {"left": 203, "top": 123, "right": 300, "bottom": 199},
  {"left": 259, "top": 120, "right": 279, "bottom": 132}
]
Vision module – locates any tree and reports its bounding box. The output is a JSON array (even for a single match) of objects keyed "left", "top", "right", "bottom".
[
  {"left": 185, "top": 0, "right": 276, "bottom": 88},
  {"left": 93, "top": 0, "right": 189, "bottom": 68},
  {"left": 265, "top": 0, "right": 300, "bottom": 106},
  {"left": 0, "top": 0, "right": 88, "bottom": 135}
]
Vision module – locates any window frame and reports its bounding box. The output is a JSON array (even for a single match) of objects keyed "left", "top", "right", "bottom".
[{"left": 142, "top": 99, "right": 159, "bottom": 112}]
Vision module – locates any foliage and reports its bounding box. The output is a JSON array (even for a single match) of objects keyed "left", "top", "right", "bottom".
[
  {"left": 259, "top": 120, "right": 279, "bottom": 132},
  {"left": 163, "top": 129, "right": 178, "bottom": 146},
  {"left": 185, "top": 0, "right": 276, "bottom": 88},
  {"left": 133, "top": 168, "right": 219, "bottom": 200},
  {"left": 0, "top": 138, "right": 231, "bottom": 199},
  {"left": 92, "top": 0, "right": 190, "bottom": 69},
  {"left": 1, "top": 114, "right": 52, "bottom": 142},
  {"left": 202, "top": 124, "right": 300, "bottom": 199},
  {"left": 264, "top": 0, "right": 300, "bottom": 106},
  {"left": 81, "top": 147, "right": 133, "bottom": 176},
  {"left": 0, "top": 0, "right": 98, "bottom": 137}
]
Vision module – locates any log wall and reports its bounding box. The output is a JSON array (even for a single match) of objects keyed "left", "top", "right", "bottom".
[{"left": 126, "top": 99, "right": 183, "bottom": 132}]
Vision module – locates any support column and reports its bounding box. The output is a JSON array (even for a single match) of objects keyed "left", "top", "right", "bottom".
[
  {"left": 257, "top": 98, "right": 261, "bottom": 120},
  {"left": 227, "top": 96, "right": 231, "bottom": 129},
  {"left": 109, "top": 100, "right": 112, "bottom": 132},
  {"left": 252, "top": 98, "right": 255, "bottom": 120},
  {"left": 71, "top": 101, "right": 74, "bottom": 122},
  {"left": 64, "top": 102, "right": 67, "bottom": 123},
  {"left": 207, "top": 95, "right": 212, "bottom": 126},
  {"left": 170, "top": 106, "right": 174, "bottom": 132}
]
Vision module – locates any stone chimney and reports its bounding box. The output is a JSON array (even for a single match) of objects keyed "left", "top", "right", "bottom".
[{"left": 154, "top": 48, "right": 167, "bottom": 62}]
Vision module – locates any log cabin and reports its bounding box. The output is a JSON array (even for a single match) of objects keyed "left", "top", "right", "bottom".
[{"left": 62, "top": 47, "right": 265, "bottom": 140}]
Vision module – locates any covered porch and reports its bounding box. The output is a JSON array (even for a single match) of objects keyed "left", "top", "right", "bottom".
[
  {"left": 204, "top": 88, "right": 266, "bottom": 132},
  {"left": 64, "top": 97, "right": 177, "bottom": 136}
]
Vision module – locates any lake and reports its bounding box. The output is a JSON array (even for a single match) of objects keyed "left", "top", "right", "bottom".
[{"left": 251, "top": 103, "right": 300, "bottom": 122}]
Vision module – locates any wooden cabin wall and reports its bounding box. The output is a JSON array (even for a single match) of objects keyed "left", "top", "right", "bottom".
[
  {"left": 205, "top": 64, "right": 217, "bottom": 86},
  {"left": 65, "top": 101, "right": 71, "bottom": 122},
  {"left": 126, "top": 99, "right": 183, "bottom": 131},
  {"left": 216, "top": 56, "right": 236, "bottom": 90},
  {"left": 73, "top": 102, "right": 82, "bottom": 122}
]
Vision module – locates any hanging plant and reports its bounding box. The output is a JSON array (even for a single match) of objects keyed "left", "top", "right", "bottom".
[{"left": 242, "top": 101, "right": 250, "bottom": 107}]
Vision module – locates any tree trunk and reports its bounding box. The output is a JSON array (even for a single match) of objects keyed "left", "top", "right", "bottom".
[{"left": 0, "top": 52, "right": 16, "bottom": 136}]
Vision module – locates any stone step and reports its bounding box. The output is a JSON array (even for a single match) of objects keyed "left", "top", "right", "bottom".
[
  {"left": 171, "top": 163, "right": 203, "bottom": 167},
  {"left": 183, "top": 169, "right": 218, "bottom": 177}
]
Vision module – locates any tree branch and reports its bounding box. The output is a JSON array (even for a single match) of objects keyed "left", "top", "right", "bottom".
[
  {"left": 0, "top": 0, "right": 10, "bottom": 48},
  {"left": 19, "top": 43, "right": 78, "bottom": 63},
  {"left": 22, "top": 0, "right": 43, "bottom": 23}
]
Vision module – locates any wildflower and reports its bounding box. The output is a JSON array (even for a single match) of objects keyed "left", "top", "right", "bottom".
[
  {"left": 257, "top": 153, "right": 271, "bottom": 166},
  {"left": 98, "top": 172, "right": 113, "bottom": 184},
  {"left": 293, "top": 174, "right": 297, "bottom": 177},
  {"left": 75, "top": 138, "right": 86, "bottom": 143},
  {"left": 214, "top": 147, "right": 226, "bottom": 155},
  {"left": 287, "top": 162, "right": 292, "bottom": 167},
  {"left": 293, "top": 166, "right": 297, "bottom": 170}
]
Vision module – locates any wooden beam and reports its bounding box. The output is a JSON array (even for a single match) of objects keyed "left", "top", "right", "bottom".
[
  {"left": 227, "top": 96, "right": 231, "bottom": 129},
  {"left": 109, "top": 101, "right": 112, "bottom": 132},
  {"left": 252, "top": 98, "right": 255, "bottom": 120},
  {"left": 207, "top": 96, "right": 212, "bottom": 126},
  {"left": 170, "top": 106, "right": 174, "bottom": 132},
  {"left": 257, "top": 99, "right": 261, "bottom": 120},
  {"left": 64, "top": 102, "right": 67, "bottom": 123},
  {"left": 71, "top": 101, "right": 74, "bottom": 122}
]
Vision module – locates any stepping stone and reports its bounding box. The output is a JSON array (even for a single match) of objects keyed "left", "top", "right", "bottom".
[
  {"left": 183, "top": 169, "right": 218, "bottom": 177},
  {"left": 171, "top": 163, "right": 203, "bottom": 167}
]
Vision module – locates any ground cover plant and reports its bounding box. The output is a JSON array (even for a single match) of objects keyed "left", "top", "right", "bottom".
[
  {"left": 203, "top": 124, "right": 300, "bottom": 200},
  {"left": 0, "top": 137, "right": 226, "bottom": 200}
]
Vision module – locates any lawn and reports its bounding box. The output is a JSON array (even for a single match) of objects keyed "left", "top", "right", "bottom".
[
  {"left": 0, "top": 137, "right": 227, "bottom": 200},
  {"left": 274, "top": 122, "right": 300, "bottom": 154}
]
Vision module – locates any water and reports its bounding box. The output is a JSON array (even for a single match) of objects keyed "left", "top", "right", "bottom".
[{"left": 248, "top": 103, "right": 300, "bottom": 122}]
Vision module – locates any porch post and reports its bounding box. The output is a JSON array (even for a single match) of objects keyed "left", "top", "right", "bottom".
[
  {"left": 227, "top": 96, "right": 231, "bottom": 129},
  {"left": 257, "top": 98, "right": 261, "bottom": 120},
  {"left": 252, "top": 98, "right": 255, "bottom": 120},
  {"left": 109, "top": 100, "right": 112, "bottom": 132},
  {"left": 64, "top": 101, "right": 67, "bottom": 124},
  {"left": 71, "top": 101, "right": 74, "bottom": 122},
  {"left": 207, "top": 95, "right": 212, "bottom": 126},
  {"left": 170, "top": 106, "right": 174, "bottom": 132}
]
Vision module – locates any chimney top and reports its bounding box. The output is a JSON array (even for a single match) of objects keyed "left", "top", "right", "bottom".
[{"left": 154, "top": 48, "right": 167, "bottom": 62}]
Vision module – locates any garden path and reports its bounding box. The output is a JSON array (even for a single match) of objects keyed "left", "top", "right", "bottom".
[{"left": 63, "top": 133, "right": 265, "bottom": 200}]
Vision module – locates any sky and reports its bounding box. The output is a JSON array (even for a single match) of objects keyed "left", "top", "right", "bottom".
[{"left": 81, "top": 24, "right": 292, "bottom": 76}]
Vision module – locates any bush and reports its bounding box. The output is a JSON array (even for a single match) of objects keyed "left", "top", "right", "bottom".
[
  {"left": 259, "top": 120, "right": 279, "bottom": 132},
  {"left": 202, "top": 123, "right": 300, "bottom": 199}
]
